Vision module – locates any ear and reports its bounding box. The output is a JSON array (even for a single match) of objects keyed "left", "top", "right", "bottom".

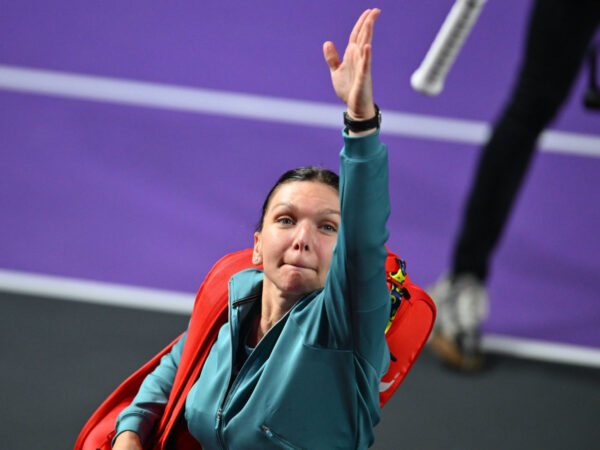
[{"left": 253, "top": 232, "right": 263, "bottom": 265}]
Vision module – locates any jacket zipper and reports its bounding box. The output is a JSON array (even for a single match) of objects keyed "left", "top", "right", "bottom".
[
  {"left": 261, "top": 425, "right": 303, "bottom": 450},
  {"left": 216, "top": 408, "right": 225, "bottom": 449},
  {"left": 215, "top": 285, "right": 304, "bottom": 448},
  {"left": 216, "top": 313, "right": 275, "bottom": 449},
  {"left": 215, "top": 280, "right": 236, "bottom": 450},
  {"left": 215, "top": 283, "right": 260, "bottom": 449},
  {"left": 232, "top": 293, "right": 260, "bottom": 307}
]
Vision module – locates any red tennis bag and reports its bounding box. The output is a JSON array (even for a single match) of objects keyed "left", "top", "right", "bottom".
[{"left": 75, "top": 248, "right": 435, "bottom": 450}]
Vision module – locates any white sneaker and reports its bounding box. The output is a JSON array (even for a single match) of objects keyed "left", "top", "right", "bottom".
[{"left": 427, "top": 273, "right": 489, "bottom": 371}]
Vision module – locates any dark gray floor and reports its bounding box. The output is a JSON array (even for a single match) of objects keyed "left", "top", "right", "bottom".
[{"left": 2, "top": 291, "right": 599, "bottom": 449}]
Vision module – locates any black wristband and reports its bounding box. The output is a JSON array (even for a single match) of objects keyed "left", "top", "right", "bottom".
[{"left": 343, "top": 104, "right": 381, "bottom": 132}]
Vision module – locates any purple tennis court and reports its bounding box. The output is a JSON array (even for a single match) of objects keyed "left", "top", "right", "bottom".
[{"left": 1, "top": 1, "right": 599, "bottom": 448}]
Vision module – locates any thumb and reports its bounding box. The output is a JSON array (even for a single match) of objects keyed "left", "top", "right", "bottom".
[{"left": 323, "top": 41, "right": 340, "bottom": 71}]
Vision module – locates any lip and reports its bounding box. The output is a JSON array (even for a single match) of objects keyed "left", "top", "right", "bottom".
[{"left": 283, "top": 262, "right": 316, "bottom": 272}]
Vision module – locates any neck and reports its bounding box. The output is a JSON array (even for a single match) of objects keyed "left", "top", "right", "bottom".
[{"left": 256, "top": 282, "right": 301, "bottom": 343}]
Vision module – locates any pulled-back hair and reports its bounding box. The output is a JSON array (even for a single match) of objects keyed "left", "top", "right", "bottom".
[{"left": 256, "top": 167, "right": 339, "bottom": 232}]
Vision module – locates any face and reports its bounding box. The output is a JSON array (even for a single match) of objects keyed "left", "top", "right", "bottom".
[{"left": 253, "top": 181, "right": 340, "bottom": 301}]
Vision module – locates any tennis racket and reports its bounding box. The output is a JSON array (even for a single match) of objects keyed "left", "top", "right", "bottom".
[{"left": 411, "top": 0, "right": 487, "bottom": 96}]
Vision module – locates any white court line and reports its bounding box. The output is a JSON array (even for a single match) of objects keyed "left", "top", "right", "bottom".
[
  {"left": 0, "top": 268, "right": 194, "bottom": 315},
  {"left": 1, "top": 268, "right": 599, "bottom": 369},
  {"left": 1, "top": 64, "right": 599, "bottom": 158},
  {"left": 482, "top": 335, "right": 600, "bottom": 369}
]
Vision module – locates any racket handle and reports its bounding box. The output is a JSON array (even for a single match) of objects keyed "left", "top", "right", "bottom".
[{"left": 411, "top": 0, "right": 487, "bottom": 96}]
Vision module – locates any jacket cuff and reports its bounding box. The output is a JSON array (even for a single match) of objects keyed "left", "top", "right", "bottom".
[
  {"left": 341, "top": 129, "right": 383, "bottom": 160},
  {"left": 113, "top": 413, "right": 152, "bottom": 447}
]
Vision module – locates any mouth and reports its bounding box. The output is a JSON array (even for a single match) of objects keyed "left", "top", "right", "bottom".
[{"left": 283, "top": 262, "right": 316, "bottom": 272}]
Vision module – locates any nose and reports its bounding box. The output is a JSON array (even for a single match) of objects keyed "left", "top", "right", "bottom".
[{"left": 293, "top": 221, "right": 312, "bottom": 252}]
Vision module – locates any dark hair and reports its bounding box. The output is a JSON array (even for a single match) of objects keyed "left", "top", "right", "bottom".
[{"left": 256, "top": 166, "right": 339, "bottom": 232}]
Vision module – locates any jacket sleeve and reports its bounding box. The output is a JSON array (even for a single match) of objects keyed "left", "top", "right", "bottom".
[
  {"left": 113, "top": 332, "right": 187, "bottom": 446},
  {"left": 323, "top": 129, "right": 391, "bottom": 375}
]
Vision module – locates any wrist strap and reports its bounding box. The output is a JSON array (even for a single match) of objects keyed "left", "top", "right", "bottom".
[{"left": 343, "top": 104, "right": 381, "bottom": 132}]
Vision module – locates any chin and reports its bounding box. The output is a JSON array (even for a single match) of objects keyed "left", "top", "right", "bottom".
[
  {"left": 281, "top": 277, "right": 319, "bottom": 298},
  {"left": 282, "top": 283, "right": 312, "bottom": 297}
]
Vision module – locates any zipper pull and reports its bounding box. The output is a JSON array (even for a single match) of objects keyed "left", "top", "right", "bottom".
[
  {"left": 261, "top": 425, "right": 273, "bottom": 438},
  {"left": 216, "top": 408, "right": 223, "bottom": 428}
]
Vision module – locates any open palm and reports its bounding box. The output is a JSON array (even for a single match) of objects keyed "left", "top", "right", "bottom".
[{"left": 323, "top": 9, "right": 380, "bottom": 120}]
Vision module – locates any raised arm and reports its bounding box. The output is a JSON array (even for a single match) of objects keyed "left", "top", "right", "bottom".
[{"left": 321, "top": 9, "right": 391, "bottom": 373}]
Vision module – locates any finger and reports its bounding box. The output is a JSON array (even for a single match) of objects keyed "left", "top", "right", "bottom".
[
  {"left": 361, "top": 43, "right": 372, "bottom": 75},
  {"left": 352, "top": 43, "right": 372, "bottom": 87},
  {"left": 349, "top": 9, "right": 371, "bottom": 44},
  {"left": 323, "top": 41, "right": 341, "bottom": 71},
  {"left": 357, "top": 8, "right": 380, "bottom": 46}
]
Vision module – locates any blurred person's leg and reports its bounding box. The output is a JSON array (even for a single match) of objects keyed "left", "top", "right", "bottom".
[
  {"left": 453, "top": 0, "right": 600, "bottom": 281},
  {"left": 429, "top": 0, "right": 600, "bottom": 370}
]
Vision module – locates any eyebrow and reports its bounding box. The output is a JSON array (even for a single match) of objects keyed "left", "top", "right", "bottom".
[
  {"left": 271, "top": 202, "right": 341, "bottom": 216},
  {"left": 319, "top": 208, "right": 341, "bottom": 216}
]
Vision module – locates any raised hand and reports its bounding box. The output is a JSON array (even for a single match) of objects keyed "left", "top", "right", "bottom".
[{"left": 323, "top": 9, "right": 380, "bottom": 121}]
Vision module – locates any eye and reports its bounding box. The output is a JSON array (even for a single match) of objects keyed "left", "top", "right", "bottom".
[
  {"left": 276, "top": 216, "right": 294, "bottom": 225},
  {"left": 321, "top": 223, "right": 338, "bottom": 233}
]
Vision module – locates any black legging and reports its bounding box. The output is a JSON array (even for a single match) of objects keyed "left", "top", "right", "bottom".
[{"left": 451, "top": 0, "right": 600, "bottom": 281}]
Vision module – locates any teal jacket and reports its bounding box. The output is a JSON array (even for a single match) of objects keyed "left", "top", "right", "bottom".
[{"left": 116, "top": 130, "right": 391, "bottom": 449}]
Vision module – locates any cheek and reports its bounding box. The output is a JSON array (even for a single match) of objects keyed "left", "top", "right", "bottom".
[
  {"left": 262, "top": 232, "right": 289, "bottom": 262},
  {"left": 319, "top": 238, "right": 337, "bottom": 269}
]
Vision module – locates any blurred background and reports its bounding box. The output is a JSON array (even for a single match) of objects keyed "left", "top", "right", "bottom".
[{"left": 1, "top": 1, "right": 598, "bottom": 448}]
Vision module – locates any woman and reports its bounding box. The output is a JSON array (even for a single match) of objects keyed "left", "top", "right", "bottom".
[{"left": 114, "top": 9, "right": 390, "bottom": 449}]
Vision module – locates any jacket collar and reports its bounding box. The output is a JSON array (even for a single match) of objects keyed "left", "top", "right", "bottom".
[
  {"left": 227, "top": 269, "right": 264, "bottom": 343},
  {"left": 226, "top": 268, "right": 323, "bottom": 344}
]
